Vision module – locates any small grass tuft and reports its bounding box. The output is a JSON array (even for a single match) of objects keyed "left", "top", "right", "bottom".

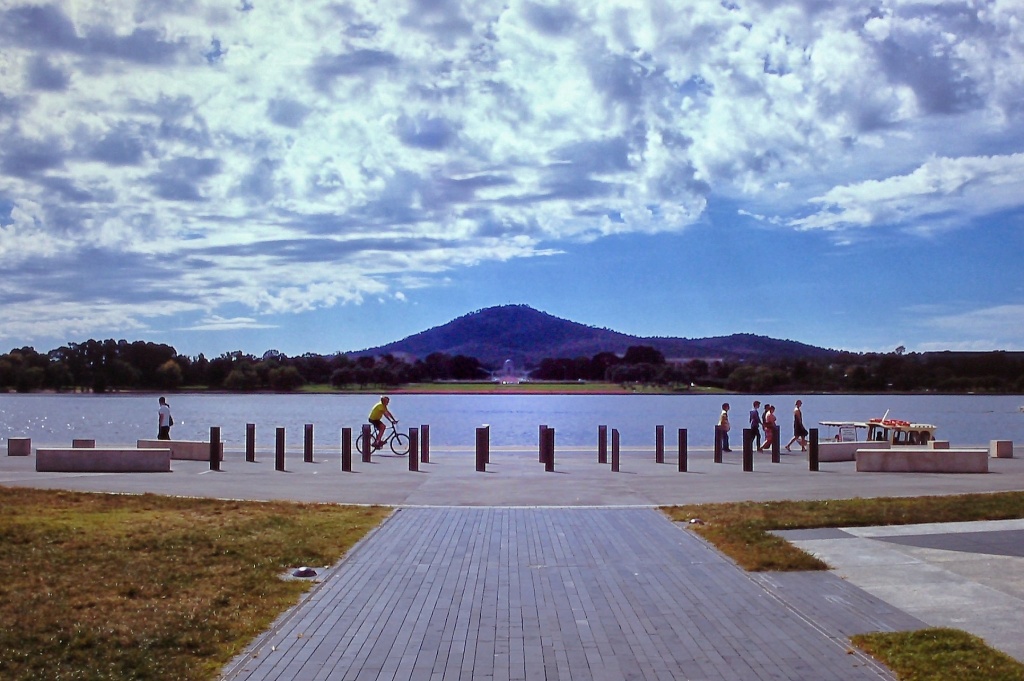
[{"left": 852, "top": 628, "right": 1024, "bottom": 681}]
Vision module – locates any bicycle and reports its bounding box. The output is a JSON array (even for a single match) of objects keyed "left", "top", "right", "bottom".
[{"left": 356, "top": 421, "right": 410, "bottom": 456}]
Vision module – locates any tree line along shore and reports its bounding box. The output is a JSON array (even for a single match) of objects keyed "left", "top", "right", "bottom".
[{"left": 2, "top": 339, "right": 1023, "bottom": 394}]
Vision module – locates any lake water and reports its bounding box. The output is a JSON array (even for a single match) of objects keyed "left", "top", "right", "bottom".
[{"left": 2, "top": 393, "right": 1022, "bottom": 449}]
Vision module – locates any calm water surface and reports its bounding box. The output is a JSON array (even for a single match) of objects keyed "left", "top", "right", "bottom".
[{"left": 2, "top": 393, "right": 1022, "bottom": 449}]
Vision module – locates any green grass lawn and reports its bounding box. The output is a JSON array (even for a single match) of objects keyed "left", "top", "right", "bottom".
[
  {"left": 299, "top": 381, "right": 708, "bottom": 394},
  {"left": 853, "top": 629, "right": 1024, "bottom": 681},
  {"left": 0, "top": 487, "right": 389, "bottom": 681}
]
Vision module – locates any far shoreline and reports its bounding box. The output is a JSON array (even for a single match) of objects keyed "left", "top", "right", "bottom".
[{"left": 5, "top": 382, "right": 1022, "bottom": 397}]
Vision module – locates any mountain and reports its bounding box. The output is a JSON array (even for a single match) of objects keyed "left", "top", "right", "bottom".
[{"left": 352, "top": 305, "right": 838, "bottom": 368}]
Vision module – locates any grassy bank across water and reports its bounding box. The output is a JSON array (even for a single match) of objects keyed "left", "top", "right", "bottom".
[
  {"left": 300, "top": 381, "right": 704, "bottom": 394},
  {"left": 0, "top": 487, "right": 389, "bottom": 681}
]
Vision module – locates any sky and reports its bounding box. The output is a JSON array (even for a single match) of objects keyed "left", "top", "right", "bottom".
[{"left": 1, "top": 0, "right": 1023, "bottom": 360}]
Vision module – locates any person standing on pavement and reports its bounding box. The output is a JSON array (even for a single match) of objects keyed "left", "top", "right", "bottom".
[
  {"left": 157, "top": 396, "right": 173, "bottom": 440},
  {"left": 718, "top": 402, "right": 732, "bottom": 452},
  {"left": 749, "top": 400, "right": 762, "bottom": 451},
  {"left": 786, "top": 399, "right": 808, "bottom": 452}
]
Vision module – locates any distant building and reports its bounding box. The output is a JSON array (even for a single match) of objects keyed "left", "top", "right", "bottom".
[{"left": 497, "top": 359, "right": 521, "bottom": 384}]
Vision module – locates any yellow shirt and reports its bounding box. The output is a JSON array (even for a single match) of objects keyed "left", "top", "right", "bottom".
[{"left": 369, "top": 402, "right": 388, "bottom": 421}]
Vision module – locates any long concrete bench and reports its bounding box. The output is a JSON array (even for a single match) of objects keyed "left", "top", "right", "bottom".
[
  {"left": 36, "top": 448, "right": 171, "bottom": 473},
  {"left": 817, "top": 440, "right": 888, "bottom": 462},
  {"left": 137, "top": 439, "right": 223, "bottom": 461},
  {"left": 855, "top": 448, "right": 988, "bottom": 473}
]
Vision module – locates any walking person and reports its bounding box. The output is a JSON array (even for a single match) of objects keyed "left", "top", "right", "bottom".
[
  {"left": 749, "top": 400, "right": 762, "bottom": 451},
  {"left": 785, "top": 399, "right": 808, "bottom": 452},
  {"left": 718, "top": 402, "right": 732, "bottom": 452},
  {"left": 760, "top": 404, "right": 777, "bottom": 451},
  {"left": 157, "top": 396, "right": 173, "bottom": 440}
]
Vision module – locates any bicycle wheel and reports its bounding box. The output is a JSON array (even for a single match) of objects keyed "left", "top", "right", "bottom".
[
  {"left": 390, "top": 432, "right": 410, "bottom": 456},
  {"left": 355, "top": 432, "right": 375, "bottom": 456}
]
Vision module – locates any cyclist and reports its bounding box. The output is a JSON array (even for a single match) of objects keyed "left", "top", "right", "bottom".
[{"left": 368, "top": 396, "right": 397, "bottom": 450}]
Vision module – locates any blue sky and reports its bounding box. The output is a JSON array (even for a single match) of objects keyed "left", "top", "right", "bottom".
[{"left": 1, "top": 0, "right": 1023, "bottom": 359}]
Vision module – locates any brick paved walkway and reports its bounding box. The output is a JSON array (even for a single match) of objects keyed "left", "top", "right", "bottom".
[{"left": 221, "top": 508, "right": 922, "bottom": 680}]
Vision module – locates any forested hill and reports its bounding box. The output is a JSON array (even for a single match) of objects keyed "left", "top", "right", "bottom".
[{"left": 354, "top": 305, "right": 837, "bottom": 367}]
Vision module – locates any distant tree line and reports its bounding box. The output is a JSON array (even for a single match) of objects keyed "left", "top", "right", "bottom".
[
  {"left": 532, "top": 346, "right": 1024, "bottom": 393},
  {"left": 1, "top": 339, "right": 1022, "bottom": 393},
  {"left": 532, "top": 346, "right": 699, "bottom": 385},
  {"left": 0, "top": 340, "right": 486, "bottom": 393}
]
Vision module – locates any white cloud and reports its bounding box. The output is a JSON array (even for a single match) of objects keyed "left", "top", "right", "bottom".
[
  {"left": 790, "top": 153, "right": 1024, "bottom": 232},
  {"left": 1, "top": 0, "right": 1023, "bottom": 342},
  {"left": 924, "top": 304, "right": 1024, "bottom": 349},
  {"left": 181, "top": 316, "right": 278, "bottom": 332}
]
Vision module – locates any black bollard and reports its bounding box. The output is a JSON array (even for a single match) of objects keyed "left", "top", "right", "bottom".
[
  {"left": 476, "top": 426, "right": 488, "bottom": 472},
  {"left": 539, "top": 425, "right": 547, "bottom": 463},
  {"left": 544, "top": 426, "right": 555, "bottom": 472},
  {"left": 714, "top": 425, "right": 723, "bottom": 463},
  {"left": 742, "top": 428, "right": 754, "bottom": 472},
  {"left": 275, "top": 427, "right": 285, "bottom": 471},
  {"left": 772, "top": 425, "right": 781, "bottom": 463},
  {"left": 409, "top": 427, "right": 419, "bottom": 471},
  {"left": 420, "top": 424, "right": 430, "bottom": 464},
  {"left": 809, "top": 428, "right": 820, "bottom": 472},
  {"left": 246, "top": 423, "right": 255, "bottom": 462},
  {"left": 678, "top": 428, "right": 688, "bottom": 472},
  {"left": 655, "top": 425, "right": 665, "bottom": 464},
  {"left": 483, "top": 425, "right": 490, "bottom": 464},
  {"left": 611, "top": 428, "right": 620, "bottom": 472},
  {"left": 209, "top": 426, "right": 221, "bottom": 472},
  {"left": 598, "top": 425, "right": 608, "bottom": 464},
  {"left": 341, "top": 427, "right": 352, "bottom": 472},
  {"left": 304, "top": 423, "right": 314, "bottom": 463},
  {"left": 361, "top": 424, "right": 372, "bottom": 463}
]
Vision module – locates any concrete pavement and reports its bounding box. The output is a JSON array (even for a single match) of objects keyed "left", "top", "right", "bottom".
[
  {"left": 2, "top": 445, "right": 1022, "bottom": 507},
  {"left": 777, "top": 519, "right": 1024, "bottom": 663}
]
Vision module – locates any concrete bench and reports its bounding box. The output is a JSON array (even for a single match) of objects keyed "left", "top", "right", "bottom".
[
  {"left": 817, "top": 440, "right": 888, "bottom": 462},
  {"left": 137, "top": 439, "right": 223, "bottom": 461},
  {"left": 36, "top": 448, "right": 171, "bottom": 473},
  {"left": 7, "top": 437, "right": 31, "bottom": 456},
  {"left": 990, "top": 440, "right": 1013, "bottom": 459},
  {"left": 855, "top": 448, "right": 988, "bottom": 473}
]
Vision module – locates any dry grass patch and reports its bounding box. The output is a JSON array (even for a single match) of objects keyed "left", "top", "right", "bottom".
[
  {"left": 662, "top": 491, "right": 1024, "bottom": 571},
  {"left": 0, "top": 486, "right": 389, "bottom": 681}
]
